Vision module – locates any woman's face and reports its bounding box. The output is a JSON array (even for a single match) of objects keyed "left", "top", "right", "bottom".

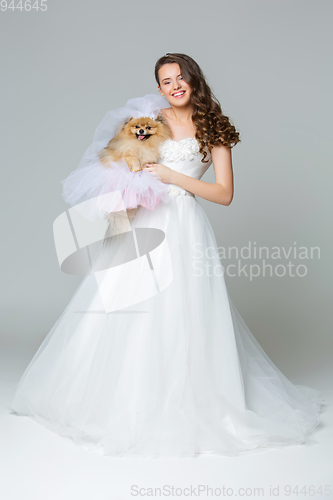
[{"left": 157, "top": 63, "right": 192, "bottom": 107}]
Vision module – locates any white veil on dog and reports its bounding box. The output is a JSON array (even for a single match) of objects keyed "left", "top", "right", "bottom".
[{"left": 60, "top": 94, "right": 171, "bottom": 221}]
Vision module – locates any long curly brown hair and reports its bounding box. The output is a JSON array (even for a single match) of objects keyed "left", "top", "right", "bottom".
[{"left": 154, "top": 53, "right": 241, "bottom": 163}]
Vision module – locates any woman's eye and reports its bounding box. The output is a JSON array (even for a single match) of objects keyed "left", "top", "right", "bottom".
[{"left": 146, "top": 126, "right": 151, "bottom": 130}]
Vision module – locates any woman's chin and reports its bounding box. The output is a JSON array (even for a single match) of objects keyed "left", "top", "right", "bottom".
[{"left": 171, "top": 97, "right": 191, "bottom": 107}]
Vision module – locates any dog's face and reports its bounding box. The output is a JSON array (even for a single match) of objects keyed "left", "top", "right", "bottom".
[{"left": 121, "top": 116, "right": 169, "bottom": 142}]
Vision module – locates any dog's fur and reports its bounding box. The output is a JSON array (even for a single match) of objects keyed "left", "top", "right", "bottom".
[
  {"left": 98, "top": 114, "right": 171, "bottom": 239},
  {"left": 99, "top": 114, "right": 172, "bottom": 171}
]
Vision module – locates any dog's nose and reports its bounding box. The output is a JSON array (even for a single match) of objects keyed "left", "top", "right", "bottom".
[{"left": 139, "top": 129, "right": 144, "bottom": 134}]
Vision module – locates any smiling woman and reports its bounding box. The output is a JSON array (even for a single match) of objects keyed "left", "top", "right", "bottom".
[
  {"left": 154, "top": 53, "right": 240, "bottom": 161},
  {"left": 141, "top": 53, "right": 238, "bottom": 206},
  {"left": 8, "top": 54, "right": 324, "bottom": 459}
]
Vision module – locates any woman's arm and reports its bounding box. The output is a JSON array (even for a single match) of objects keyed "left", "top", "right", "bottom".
[{"left": 145, "top": 144, "right": 234, "bottom": 206}]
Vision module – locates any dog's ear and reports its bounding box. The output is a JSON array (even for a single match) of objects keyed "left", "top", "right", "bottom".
[
  {"left": 124, "top": 116, "right": 134, "bottom": 125},
  {"left": 155, "top": 112, "right": 165, "bottom": 123}
]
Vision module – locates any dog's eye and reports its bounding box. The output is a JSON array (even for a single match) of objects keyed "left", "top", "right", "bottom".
[
  {"left": 135, "top": 125, "right": 140, "bottom": 128},
  {"left": 146, "top": 126, "right": 151, "bottom": 130}
]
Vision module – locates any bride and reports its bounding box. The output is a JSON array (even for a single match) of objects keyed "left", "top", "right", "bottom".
[{"left": 8, "top": 52, "right": 323, "bottom": 458}]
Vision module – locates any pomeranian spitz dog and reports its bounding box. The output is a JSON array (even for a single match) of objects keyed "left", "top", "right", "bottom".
[
  {"left": 98, "top": 114, "right": 171, "bottom": 239},
  {"left": 99, "top": 114, "right": 172, "bottom": 171}
]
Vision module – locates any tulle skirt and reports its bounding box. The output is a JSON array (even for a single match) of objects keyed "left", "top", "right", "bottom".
[
  {"left": 60, "top": 158, "right": 170, "bottom": 221},
  {"left": 8, "top": 191, "right": 324, "bottom": 458}
]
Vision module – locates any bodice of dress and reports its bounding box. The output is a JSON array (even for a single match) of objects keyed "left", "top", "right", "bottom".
[{"left": 158, "top": 138, "right": 212, "bottom": 196}]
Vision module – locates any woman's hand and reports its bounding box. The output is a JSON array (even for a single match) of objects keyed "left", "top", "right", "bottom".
[{"left": 143, "top": 163, "right": 176, "bottom": 184}]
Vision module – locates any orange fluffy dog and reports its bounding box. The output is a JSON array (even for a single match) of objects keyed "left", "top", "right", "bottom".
[
  {"left": 99, "top": 114, "right": 171, "bottom": 171},
  {"left": 97, "top": 114, "right": 171, "bottom": 239}
]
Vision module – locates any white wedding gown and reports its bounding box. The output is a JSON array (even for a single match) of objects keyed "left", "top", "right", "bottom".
[{"left": 8, "top": 137, "right": 323, "bottom": 458}]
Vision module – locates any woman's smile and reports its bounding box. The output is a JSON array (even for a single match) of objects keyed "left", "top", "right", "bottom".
[{"left": 172, "top": 90, "right": 186, "bottom": 98}]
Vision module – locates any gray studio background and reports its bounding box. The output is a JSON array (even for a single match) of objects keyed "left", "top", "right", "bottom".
[{"left": 0, "top": 0, "right": 332, "bottom": 388}]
